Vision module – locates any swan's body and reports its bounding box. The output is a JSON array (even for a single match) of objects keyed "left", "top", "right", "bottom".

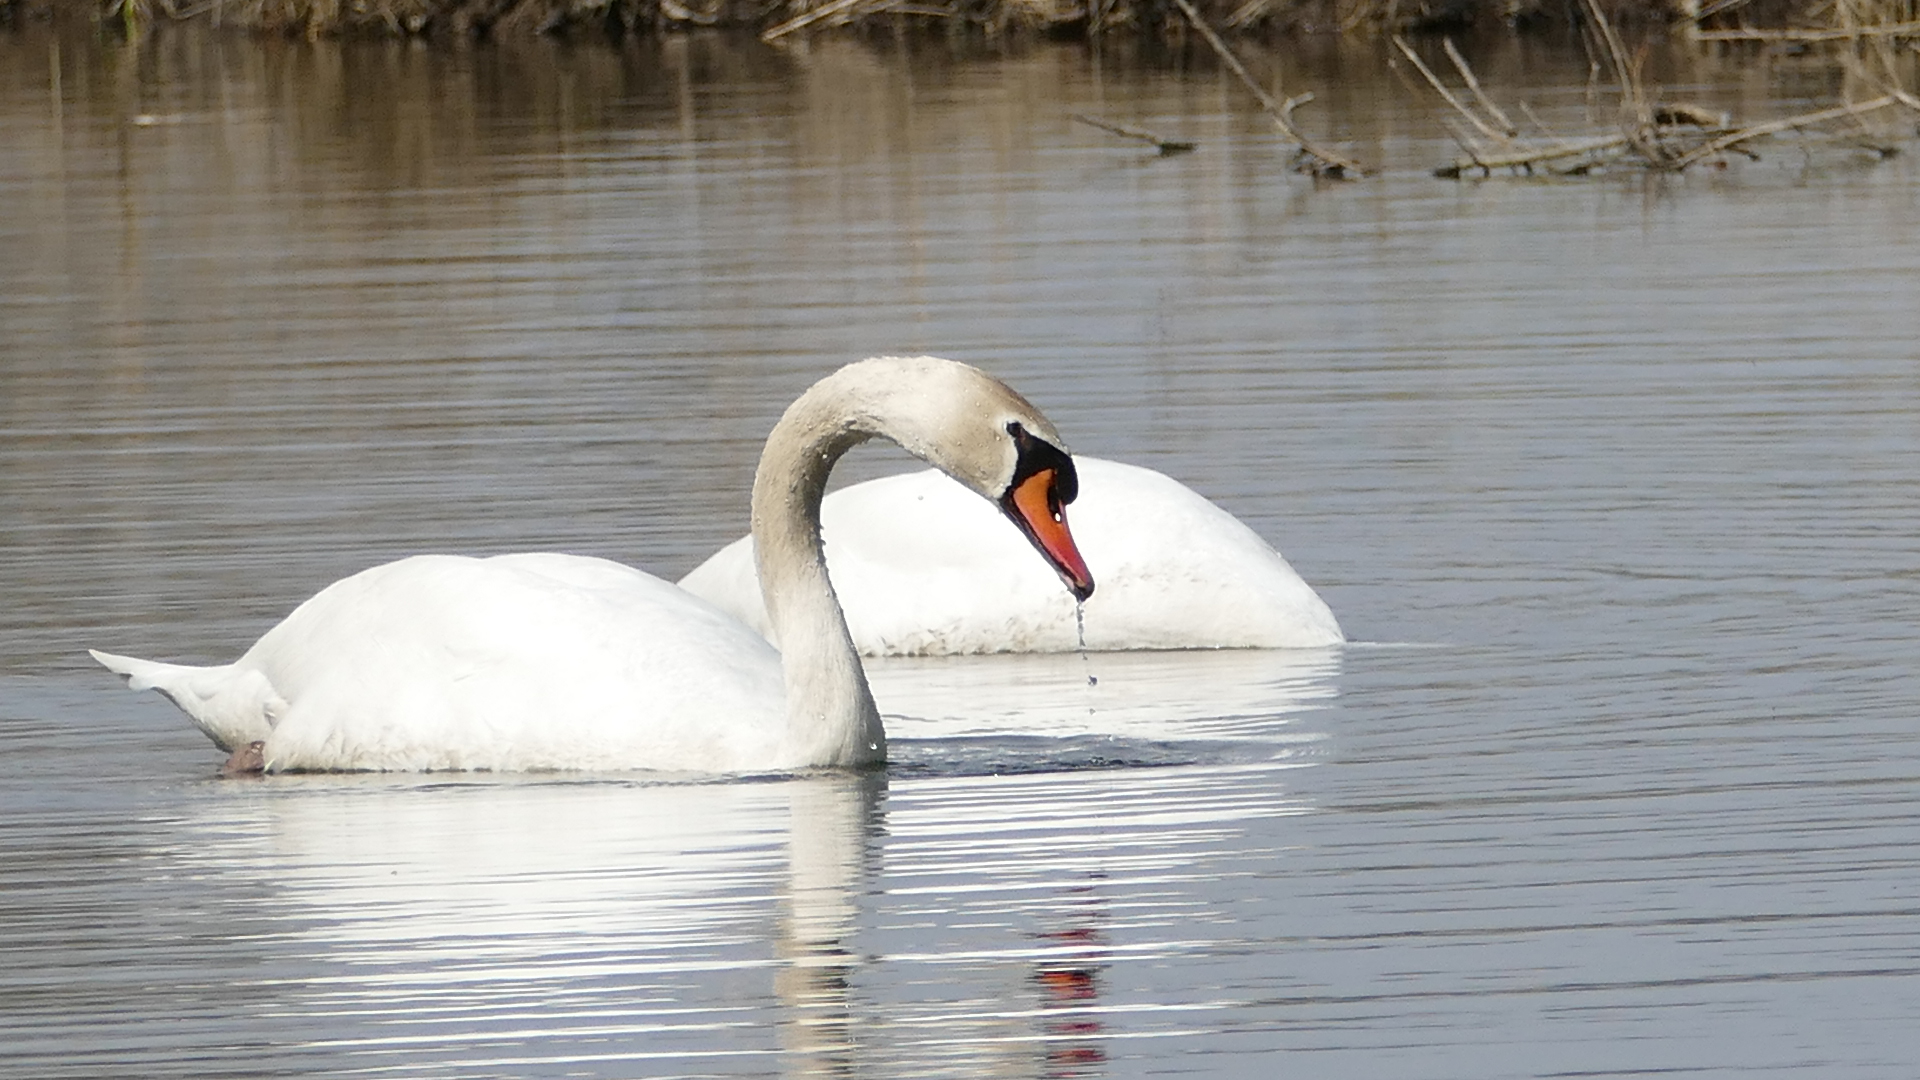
[
  {"left": 92, "top": 356, "right": 1094, "bottom": 774},
  {"left": 679, "top": 457, "right": 1342, "bottom": 655},
  {"left": 96, "top": 554, "right": 787, "bottom": 772}
]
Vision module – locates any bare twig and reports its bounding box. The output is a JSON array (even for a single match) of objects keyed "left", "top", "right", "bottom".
[
  {"left": 1223, "top": 0, "right": 1271, "bottom": 28},
  {"left": 761, "top": 0, "right": 875, "bottom": 41},
  {"left": 1669, "top": 94, "right": 1901, "bottom": 169},
  {"left": 1581, "top": 0, "right": 1658, "bottom": 140},
  {"left": 1072, "top": 114, "right": 1196, "bottom": 155},
  {"left": 1394, "top": 37, "right": 1514, "bottom": 149},
  {"left": 1580, "top": 0, "right": 1637, "bottom": 101},
  {"left": 1583, "top": 0, "right": 1707, "bottom": 169},
  {"left": 1433, "top": 133, "right": 1632, "bottom": 177},
  {"left": 1438, "top": 91, "right": 1915, "bottom": 176},
  {"left": 1434, "top": 117, "right": 1490, "bottom": 169},
  {"left": 1411, "top": 0, "right": 1920, "bottom": 178},
  {"left": 1516, "top": 101, "right": 1561, "bottom": 143},
  {"left": 1676, "top": 0, "right": 1759, "bottom": 23},
  {"left": 1400, "top": 34, "right": 1629, "bottom": 177},
  {"left": 1443, "top": 38, "right": 1519, "bottom": 138},
  {"left": 1166, "top": 0, "right": 1367, "bottom": 178}
]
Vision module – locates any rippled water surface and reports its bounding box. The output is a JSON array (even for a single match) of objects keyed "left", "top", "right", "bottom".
[{"left": 4, "top": 25, "right": 1920, "bottom": 1078}]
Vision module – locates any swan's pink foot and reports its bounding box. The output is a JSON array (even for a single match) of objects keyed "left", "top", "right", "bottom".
[{"left": 220, "top": 740, "right": 266, "bottom": 777}]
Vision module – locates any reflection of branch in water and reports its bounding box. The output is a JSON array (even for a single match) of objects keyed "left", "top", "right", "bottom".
[
  {"left": 1165, "top": 0, "right": 1368, "bottom": 178},
  {"left": 1071, "top": 113, "right": 1197, "bottom": 156},
  {"left": 775, "top": 771, "right": 886, "bottom": 1075}
]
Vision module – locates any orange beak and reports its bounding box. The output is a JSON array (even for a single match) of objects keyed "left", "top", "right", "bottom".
[{"left": 1002, "top": 468, "right": 1096, "bottom": 601}]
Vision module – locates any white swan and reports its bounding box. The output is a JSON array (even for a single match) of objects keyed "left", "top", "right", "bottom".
[
  {"left": 679, "top": 457, "right": 1342, "bottom": 655},
  {"left": 90, "top": 356, "right": 1095, "bottom": 774}
]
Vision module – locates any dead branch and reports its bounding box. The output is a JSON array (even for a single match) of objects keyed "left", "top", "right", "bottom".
[
  {"left": 1166, "top": 0, "right": 1367, "bottom": 178},
  {"left": 1690, "top": 19, "right": 1920, "bottom": 41},
  {"left": 1433, "top": 134, "right": 1632, "bottom": 177},
  {"left": 1675, "top": 0, "right": 1760, "bottom": 24},
  {"left": 1433, "top": 118, "right": 1488, "bottom": 171},
  {"left": 1443, "top": 38, "right": 1518, "bottom": 138},
  {"left": 1581, "top": 0, "right": 1638, "bottom": 111},
  {"left": 1437, "top": 91, "right": 1918, "bottom": 177},
  {"left": 1400, "top": 36, "right": 1627, "bottom": 177},
  {"left": 761, "top": 0, "right": 876, "bottom": 41},
  {"left": 1580, "top": 0, "right": 1670, "bottom": 165},
  {"left": 1223, "top": 0, "right": 1271, "bottom": 28},
  {"left": 1668, "top": 94, "right": 1902, "bottom": 169},
  {"left": 1394, "top": 37, "right": 1516, "bottom": 150},
  {"left": 1072, "top": 114, "right": 1196, "bottom": 155}
]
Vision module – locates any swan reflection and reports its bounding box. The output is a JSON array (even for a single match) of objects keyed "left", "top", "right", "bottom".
[
  {"left": 174, "top": 647, "right": 1336, "bottom": 1075},
  {"left": 870, "top": 645, "right": 1340, "bottom": 752},
  {"left": 775, "top": 772, "right": 882, "bottom": 1077}
]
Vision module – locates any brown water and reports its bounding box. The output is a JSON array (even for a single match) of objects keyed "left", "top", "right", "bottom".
[{"left": 4, "top": 25, "right": 1920, "bottom": 1079}]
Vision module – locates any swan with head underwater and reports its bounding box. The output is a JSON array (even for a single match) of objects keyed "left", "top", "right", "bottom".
[
  {"left": 680, "top": 458, "right": 1343, "bottom": 656},
  {"left": 91, "top": 356, "right": 1095, "bottom": 774}
]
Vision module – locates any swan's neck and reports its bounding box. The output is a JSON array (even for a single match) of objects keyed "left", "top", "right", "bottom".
[{"left": 750, "top": 388, "right": 885, "bottom": 769}]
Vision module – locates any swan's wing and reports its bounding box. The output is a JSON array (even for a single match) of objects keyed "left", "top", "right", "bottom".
[
  {"left": 678, "top": 469, "right": 1060, "bottom": 654},
  {"left": 815, "top": 469, "right": 1077, "bottom": 654},
  {"left": 240, "top": 554, "right": 786, "bottom": 772},
  {"left": 1059, "top": 460, "right": 1345, "bottom": 650},
  {"left": 678, "top": 537, "right": 772, "bottom": 638}
]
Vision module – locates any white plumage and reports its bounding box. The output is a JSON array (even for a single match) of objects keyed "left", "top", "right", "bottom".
[
  {"left": 92, "top": 356, "right": 1096, "bottom": 774},
  {"left": 680, "top": 457, "right": 1342, "bottom": 656},
  {"left": 98, "top": 553, "right": 785, "bottom": 772}
]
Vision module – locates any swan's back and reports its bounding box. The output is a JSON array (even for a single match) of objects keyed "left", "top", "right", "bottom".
[
  {"left": 109, "top": 554, "right": 787, "bottom": 772},
  {"left": 680, "top": 458, "right": 1343, "bottom": 655},
  {"left": 259, "top": 554, "right": 788, "bottom": 771}
]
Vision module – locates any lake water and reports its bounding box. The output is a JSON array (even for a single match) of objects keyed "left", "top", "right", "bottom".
[{"left": 4, "top": 24, "right": 1920, "bottom": 1078}]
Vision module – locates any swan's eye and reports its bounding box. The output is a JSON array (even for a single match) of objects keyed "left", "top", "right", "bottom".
[{"left": 1004, "top": 421, "right": 1079, "bottom": 505}]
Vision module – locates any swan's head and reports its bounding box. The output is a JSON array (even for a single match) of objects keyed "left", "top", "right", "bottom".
[
  {"left": 996, "top": 419, "right": 1095, "bottom": 602},
  {"left": 835, "top": 356, "right": 1096, "bottom": 602}
]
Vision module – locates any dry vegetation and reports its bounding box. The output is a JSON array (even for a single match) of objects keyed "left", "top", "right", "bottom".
[
  {"left": 1397, "top": 0, "right": 1920, "bottom": 177},
  {"left": 7, "top": 0, "right": 1917, "bottom": 180},
  {"left": 11, "top": 0, "right": 1913, "bottom": 38}
]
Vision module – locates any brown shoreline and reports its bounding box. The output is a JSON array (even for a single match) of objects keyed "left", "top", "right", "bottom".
[{"left": 0, "top": 0, "right": 1874, "bottom": 41}]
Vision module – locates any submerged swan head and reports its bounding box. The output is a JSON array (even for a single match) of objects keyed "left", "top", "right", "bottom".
[{"left": 751, "top": 355, "right": 1096, "bottom": 766}]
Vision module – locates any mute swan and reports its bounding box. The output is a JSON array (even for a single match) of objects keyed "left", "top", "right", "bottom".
[
  {"left": 679, "top": 457, "right": 1342, "bottom": 655},
  {"left": 90, "top": 356, "right": 1095, "bottom": 774}
]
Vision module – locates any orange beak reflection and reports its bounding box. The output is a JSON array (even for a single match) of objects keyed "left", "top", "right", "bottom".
[{"left": 1002, "top": 467, "right": 1096, "bottom": 602}]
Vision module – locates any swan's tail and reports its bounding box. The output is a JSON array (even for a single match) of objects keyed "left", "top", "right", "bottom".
[{"left": 89, "top": 649, "right": 283, "bottom": 753}]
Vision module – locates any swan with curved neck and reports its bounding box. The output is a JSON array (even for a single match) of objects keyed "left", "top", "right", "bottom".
[
  {"left": 90, "top": 356, "right": 1095, "bottom": 774},
  {"left": 746, "top": 356, "right": 1092, "bottom": 766}
]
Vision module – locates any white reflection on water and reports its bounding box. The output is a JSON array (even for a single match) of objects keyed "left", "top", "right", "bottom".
[
  {"left": 142, "top": 649, "right": 1331, "bottom": 1076},
  {"left": 211, "top": 776, "right": 797, "bottom": 1071},
  {"left": 871, "top": 646, "right": 1340, "bottom": 744}
]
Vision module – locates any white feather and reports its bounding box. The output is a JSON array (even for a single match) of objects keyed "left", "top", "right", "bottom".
[{"left": 680, "top": 457, "right": 1343, "bottom": 655}]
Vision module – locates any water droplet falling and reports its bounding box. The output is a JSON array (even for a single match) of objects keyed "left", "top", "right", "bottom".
[{"left": 1075, "top": 602, "right": 1097, "bottom": 714}]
